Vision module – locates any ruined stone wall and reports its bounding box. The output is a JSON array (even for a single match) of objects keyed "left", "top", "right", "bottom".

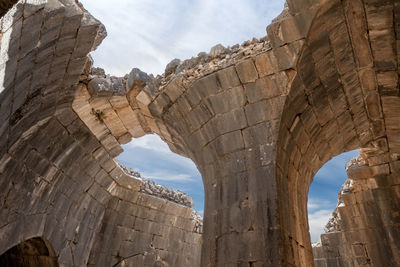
[
  {"left": 313, "top": 156, "right": 400, "bottom": 267},
  {"left": 0, "top": 0, "right": 399, "bottom": 266},
  {"left": 0, "top": 1, "right": 201, "bottom": 266},
  {"left": 87, "top": 173, "right": 202, "bottom": 267}
]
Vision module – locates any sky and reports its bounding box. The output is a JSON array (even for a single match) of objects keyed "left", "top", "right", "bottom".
[
  {"left": 80, "top": 0, "right": 359, "bottom": 243},
  {"left": 80, "top": 0, "right": 286, "bottom": 76}
]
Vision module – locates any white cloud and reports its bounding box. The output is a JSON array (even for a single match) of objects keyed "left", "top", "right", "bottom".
[
  {"left": 308, "top": 209, "right": 332, "bottom": 243},
  {"left": 127, "top": 134, "right": 171, "bottom": 154},
  {"left": 79, "top": 0, "right": 285, "bottom": 75},
  {"left": 308, "top": 198, "right": 334, "bottom": 212},
  {"left": 145, "top": 172, "right": 195, "bottom": 182},
  {"left": 307, "top": 197, "right": 337, "bottom": 242}
]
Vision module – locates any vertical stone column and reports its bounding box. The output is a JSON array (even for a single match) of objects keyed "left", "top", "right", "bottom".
[{"left": 148, "top": 56, "right": 296, "bottom": 265}]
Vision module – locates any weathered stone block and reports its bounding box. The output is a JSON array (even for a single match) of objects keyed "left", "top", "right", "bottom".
[{"left": 235, "top": 58, "right": 258, "bottom": 83}]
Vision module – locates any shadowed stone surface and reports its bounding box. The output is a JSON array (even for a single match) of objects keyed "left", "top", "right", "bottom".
[{"left": 0, "top": 0, "right": 399, "bottom": 266}]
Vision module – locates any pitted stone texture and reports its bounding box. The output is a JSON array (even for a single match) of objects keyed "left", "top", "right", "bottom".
[
  {"left": 0, "top": 1, "right": 202, "bottom": 267},
  {"left": 0, "top": 0, "right": 399, "bottom": 267}
]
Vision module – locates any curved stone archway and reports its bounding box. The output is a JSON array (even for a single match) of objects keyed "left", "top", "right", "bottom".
[
  {"left": 0, "top": 0, "right": 398, "bottom": 266},
  {"left": 0, "top": 237, "right": 58, "bottom": 267},
  {"left": 275, "top": 0, "right": 400, "bottom": 266}
]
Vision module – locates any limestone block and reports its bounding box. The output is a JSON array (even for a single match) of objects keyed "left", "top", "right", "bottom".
[
  {"left": 214, "top": 130, "right": 244, "bottom": 157},
  {"left": 244, "top": 98, "right": 283, "bottom": 126},
  {"left": 48, "top": 53, "right": 71, "bottom": 83},
  {"left": 255, "top": 51, "right": 278, "bottom": 77},
  {"left": 19, "top": 8, "right": 43, "bottom": 59},
  {"left": 59, "top": 0, "right": 83, "bottom": 38},
  {"left": 72, "top": 23, "right": 98, "bottom": 58},
  {"left": 109, "top": 95, "right": 130, "bottom": 110},
  {"left": 164, "top": 80, "right": 185, "bottom": 102},
  {"left": 369, "top": 28, "right": 397, "bottom": 71},
  {"left": 175, "top": 94, "right": 192, "bottom": 115},
  {"left": 215, "top": 108, "right": 247, "bottom": 134},
  {"left": 67, "top": 57, "right": 88, "bottom": 76},
  {"left": 148, "top": 92, "right": 171, "bottom": 117},
  {"left": 205, "top": 85, "right": 246, "bottom": 114},
  {"left": 115, "top": 107, "right": 146, "bottom": 138},
  {"left": 329, "top": 23, "right": 356, "bottom": 76},
  {"left": 136, "top": 90, "right": 152, "bottom": 107},
  {"left": 365, "top": 91, "right": 382, "bottom": 120},
  {"left": 359, "top": 68, "right": 378, "bottom": 94},
  {"left": 191, "top": 72, "right": 220, "bottom": 98},
  {"left": 187, "top": 103, "right": 212, "bottom": 131},
  {"left": 216, "top": 66, "right": 241, "bottom": 90},
  {"left": 377, "top": 71, "right": 398, "bottom": 93},
  {"left": 126, "top": 68, "right": 149, "bottom": 93},
  {"left": 40, "top": 4, "right": 65, "bottom": 45},
  {"left": 217, "top": 150, "right": 247, "bottom": 178},
  {"left": 286, "top": 0, "right": 318, "bottom": 15},
  {"left": 235, "top": 58, "right": 258, "bottom": 83},
  {"left": 242, "top": 122, "right": 273, "bottom": 148},
  {"left": 344, "top": 0, "right": 374, "bottom": 68},
  {"left": 100, "top": 134, "right": 123, "bottom": 157},
  {"left": 244, "top": 74, "right": 287, "bottom": 103},
  {"left": 88, "top": 182, "right": 110, "bottom": 204},
  {"left": 100, "top": 104, "right": 128, "bottom": 138},
  {"left": 370, "top": 164, "right": 390, "bottom": 176},
  {"left": 16, "top": 50, "right": 35, "bottom": 81},
  {"left": 185, "top": 85, "right": 202, "bottom": 107},
  {"left": 24, "top": 0, "right": 47, "bottom": 18},
  {"left": 268, "top": 7, "right": 315, "bottom": 46},
  {"left": 94, "top": 168, "right": 113, "bottom": 189},
  {"left": 272, "top": 40, "right": 304, "bottom": 71}
]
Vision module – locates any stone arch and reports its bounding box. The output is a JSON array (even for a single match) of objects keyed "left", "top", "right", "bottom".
[
  {"left": 0, "top": 236, "right": 58, "bottom": 267},
  {"left": 1, "top": 0, "right": 398, "bottom": 266},
  {"left": 276, "top": 0, "right": 399, "bottom": 266},
  {"left": 0, "top": 1, "right": 202, "bottom": 267},
  {"left": 0, "top": 214, "right": 48, "bottom": 257}
]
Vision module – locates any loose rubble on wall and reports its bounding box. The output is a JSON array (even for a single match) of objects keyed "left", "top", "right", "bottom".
[
  {"left": 159, "top": 37, "right": 272, "bottom": 90},
  {"left": 345, "top": 155, "right": 367, "bottom": 171},
  {"left": 81, "top": 35, "right": 273, "bottom": 101},
  {"left": 117, "top": 163, "right": 203, "bottom": 233},
  {"left": 117, "top": 162, "right": 194, "bottom": 208}
]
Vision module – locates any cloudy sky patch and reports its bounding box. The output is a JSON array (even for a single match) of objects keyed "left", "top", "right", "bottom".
[{"left": 80, "top": 0, "right": 285, "bottom": 75}]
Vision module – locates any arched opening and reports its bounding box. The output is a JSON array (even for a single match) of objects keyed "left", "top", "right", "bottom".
[
  {"left": 275, "top": 0, "right": 400, "bottom": 265},
  {"left": 0, "top": 237, "right": 58, "bottom": 267},
  {"left": 308, "top": 150, "right": 359, "bottom": 244},
  {"left": 118, "top": 134, "right": 204, "bottom": 214}
]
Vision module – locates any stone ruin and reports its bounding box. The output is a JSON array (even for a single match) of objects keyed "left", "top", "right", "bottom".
[{"left": 0, "top": 0, "right": 399, "bottom": 266}]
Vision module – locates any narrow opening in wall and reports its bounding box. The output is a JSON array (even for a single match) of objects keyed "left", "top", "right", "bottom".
[
  {"left": 308, "top": 149, "right": 359, "bottom": 244},
  {"left": 0, "top": 237, "right": 58, "bottom": 267},
  {"left": 118, "top": 134, "right": 204, "bottom": 215}
]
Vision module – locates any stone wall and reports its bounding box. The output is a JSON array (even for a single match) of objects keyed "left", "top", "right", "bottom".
[
  {"left": 313, "top": 155, "right": 400, "bottom": 267},
  {"left": 0, "top": 0, "right": 399, "bottom": 266},
  {"left": 88, "top": 176, "right": 201, "bottom": 267},
  {"left": 0, "top": 1, "right": 201, "bottom": 266},
  {"left": 0, "top": 237, "right": 59, "bottom": 267}
]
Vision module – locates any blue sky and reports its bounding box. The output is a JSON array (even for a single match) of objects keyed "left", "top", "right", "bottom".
[{"left": 80, "top": 0, "right": 359, "bottom": 243}]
